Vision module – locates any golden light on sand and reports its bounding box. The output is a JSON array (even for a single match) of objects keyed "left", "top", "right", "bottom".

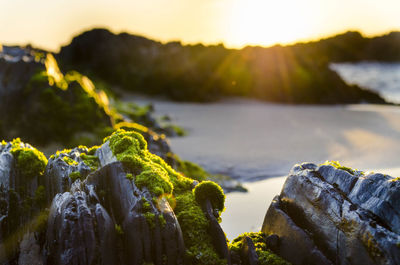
[{"left": 227, "top": 0, "right": 317, "bottom": 47}]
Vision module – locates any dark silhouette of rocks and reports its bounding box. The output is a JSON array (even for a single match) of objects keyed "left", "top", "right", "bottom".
[{"left": 58, "top": 28, "right": 393, "bottom": 104}]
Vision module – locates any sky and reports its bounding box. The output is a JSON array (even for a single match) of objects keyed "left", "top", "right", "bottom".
[{"left": 1, "top": 0, "right": 399, "bottom": 51}]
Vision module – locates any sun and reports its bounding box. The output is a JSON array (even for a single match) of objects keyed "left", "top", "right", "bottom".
[{"left": 227, "top": 0, "right": 314, "bottom": 48}]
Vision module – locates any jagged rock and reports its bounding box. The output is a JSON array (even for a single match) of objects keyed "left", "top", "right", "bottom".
[
  {"left": 0, "top": 45, "right": 177, "bottom": 166},
  {"left": 229, "top": 231, "right": 289, "bottom": 265},
  {"left": 45, "top": 147, "right": 93, "bottom": 199},
  {"left": 262, "top": 162, "right": 400, "bottom": 265},
  {"left": 46, "top": 181, "right": 117, "bottom": 265},
  {"left": 0, "top": 140, "right": 47, "bottom": 263},
  {"left": 0, "top": 132, "right": 230, "bottom": 264},
  {"left": 200, "top": 199, "right": 231, "bottom": 264},
  {"left": 240, "top": 236, "right": 258, "bottom": 265},
  {"left": 265, "top": 234, "right": 279, "bottom": 253},
  {"left": 87, "top": 162, "right": 185, "bottom": 265}
]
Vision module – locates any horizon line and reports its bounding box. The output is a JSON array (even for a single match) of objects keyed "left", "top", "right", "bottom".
[{"left": 1, "top": 26, "right": 400, "bottom": 54}]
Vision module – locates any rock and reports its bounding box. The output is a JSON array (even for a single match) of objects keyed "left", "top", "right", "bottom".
[
  {"left": 229, "top": 231, "right": 289, "bottom": 265},
  {"left": 59, "top": 28, "right": 388, "bottom": 104},
  {"left": 18, "top": 232, "right": 43, "bottom": 265},
  {"left": 46, "top": 183, "right": 117, "bottom": 265},
  {"left": 0, "top": 46, "right": 112, "bottom": 146},
  {"left": 265, "top": 234, "right": 279, "bottom": 252},
  {"left": 0, "top": 132, "right": 230, "bottom": 264},
  {"left": 0, "top": 139, "right": 47, "bottom": 263},
  {"left": 240, "top": 236, "right": 258, "bottom": 265},
  {"left": 200, "top": 199, "right": 231, "bottom": 264},
  {"left": 262, "top": 162, "right": 400, "bottom": 265},
  {"left": 87, "top": 162, "right": 186, "bottom": 265}
]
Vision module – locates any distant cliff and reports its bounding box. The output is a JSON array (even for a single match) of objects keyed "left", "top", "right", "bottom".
[{"left": 58, "top": 29, "right": 393, "bottom": 104}]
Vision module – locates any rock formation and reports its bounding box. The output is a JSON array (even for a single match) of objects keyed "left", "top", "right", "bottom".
[
  {"left": 58, "top": 28, "right": 388, "bottom": 104},
  {"left": 0, "top": 130, "right": 230, "bottom": 264},
  {"left": 262, "top": 162, "right": 400, "bottom": 265},
  {"left": 0, "top": 45, "right": 181, "bottom": 150}
]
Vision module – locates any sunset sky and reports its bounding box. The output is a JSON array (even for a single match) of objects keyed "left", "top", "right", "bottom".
[{"left": 1, "top": 0, "right": 399, "bottom": 51}]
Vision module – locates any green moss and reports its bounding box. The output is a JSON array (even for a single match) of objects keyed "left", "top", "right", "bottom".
[
  {"left": 177, "top": 160, "right": 208, "bottom": 182},
  {"left": 115, "top": 224, "right": 124, "bottom": 235},
  {"left": 69, "top": 171, "right": 82, "bottom": 182},
  {"left": 175, "top": 192, "right": 227, "bottom": 265},
  {"left": 33, "top": 209, "right": 50, "bottom": 233},
  {"left": 10, "top": 138, "right": 48, "bottom": 179},
  {"left": 158, "top": 214, "right": 166, "bottom": 228},
  {"left": 17, "top": 55, "right": 114, "bottom": 147},
  {"left": 107, "top": 129, "right": 226, "bottom": 264},
  {"left": 321, "top": 160, "right": 360, "bottom": 175},
  {"left": 80, "top": 153, "right": 99, "bottom": 171},
  {"left": 142, "top": 197, "right": 151, "bottom": 212},
  {"left": 63, "top": 156, "right": 78, "bottom": 166},
  {"left": 87, "top": 145, "right": 100, "bottom": 155},
  {"left": 229, "top": 232, "right": 290, "bottom": 265},
  {"left": 144, "top": 212, "right": 156, "bottom": 229},
  {"left": 107, "top": 129, "right": 192, "bottom": 196},
  {"left": 164, "top": 124, "right": 187, "bottom": 136},
  {"left": 193, "top": 181, "right": 225, "bottom": 214},
  {"left": 34, "top": 185, "right": 46, "bottom": 208},
  {"left": 126, "top": 173, "right": 134, "bottom": 181}
]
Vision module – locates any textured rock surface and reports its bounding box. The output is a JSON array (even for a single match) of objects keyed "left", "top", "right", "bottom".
[
  {"left": 45, "top": 143, "right": 187, "bottom": 265},
  {"left": 0, "top": 135, "right": 238, "bottom": 264},
  {"left": 262, "top": 162, "right": 400, "bottom": 265}
]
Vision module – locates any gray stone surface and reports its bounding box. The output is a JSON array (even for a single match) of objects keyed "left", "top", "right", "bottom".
[{"left": 262, "top": 163, "right": 400, "bottom": 265}]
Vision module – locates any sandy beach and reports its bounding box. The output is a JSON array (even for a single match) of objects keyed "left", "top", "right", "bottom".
[
  {"left": 126, "top": 96, "right": 400, "bottom": 239},
  {"left": 132, "top": 97, "right": 400, "bottom": 179}
]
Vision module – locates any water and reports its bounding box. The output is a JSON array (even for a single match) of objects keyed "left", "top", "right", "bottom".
[
  {"left": 221, "top": 176, "right": 287, "bottom": 240},
  {"left": 331, "top": 62, "right": 400, "bottom": 103},
  {"left": 128, "top": 96, "right": 400, "bottom": 240}
]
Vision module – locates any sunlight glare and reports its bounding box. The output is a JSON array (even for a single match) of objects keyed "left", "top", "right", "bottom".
[{"left": 228, "top": 0, "right": 314, "bottom": 47}]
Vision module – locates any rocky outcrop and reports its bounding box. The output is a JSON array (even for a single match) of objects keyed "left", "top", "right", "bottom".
[
  {"left": 0, "top": 45, "right": 176, "bottom": 164},
  {"left": 0, "top": 131, "right": 241, "bottom": 264},
  {"left": 58, "top": 28, "right": 387, "bottom": 104},
  {"left": 0, "top": 45, "right": 113, "bottom": 146},
  {"left": 262, "top": 162, "right": 400, "bottom": 265}
]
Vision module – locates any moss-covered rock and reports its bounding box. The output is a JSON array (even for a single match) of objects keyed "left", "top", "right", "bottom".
[
  {"left": 9, "top": 138, "right": 47, "bottom": 179},
  {"left": 193, "top": 180, "right": 225, "bottom": 214},
  {"left": 320, "top": 160, "right": 363, "bottom": 175},
  {"left": 106, "top": 129, "right": 228, "bottom": 264},
  {"left": 229, "top": 232, "right": 290, "bottom": 265}
]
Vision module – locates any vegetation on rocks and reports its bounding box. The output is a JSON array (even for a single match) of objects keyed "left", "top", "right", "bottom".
[
  {"left": 9, "top": 138, "right": 47, "bottom": 178},
  {"left": 229, "top": 232, "right": 291, "bottom": 265},
  {"left": 0, "top": 47, "right": 185, "bottom": 151},
  {"left": 193, "top": 181, "right": 225, "bottom": 214},
  {"left": 320, "top": 160, "right": 364, "bottom": 175},
  {"left": 107, "top": 129, "right": 228, "bottom": 264},
  {"left": 58, "top": 28, "right": 393, "bottom": 104}
]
